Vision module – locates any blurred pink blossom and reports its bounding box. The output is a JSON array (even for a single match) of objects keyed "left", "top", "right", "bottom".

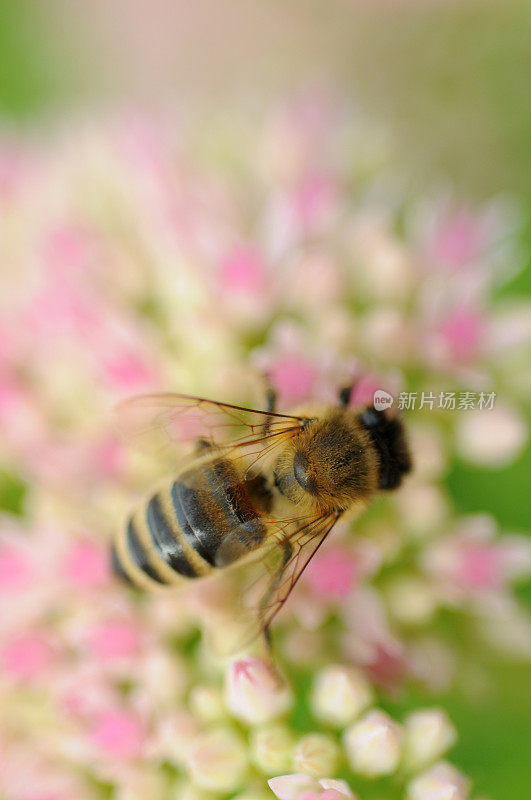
[
  {"left": 429, "top": 207, "right": 484, "bottom": 268},
  {"left": 2, "top": 631, "right": 55, "bottom": 681},
  {"left": 305, "top": 547, "right": 358, "bottom": 599},
  {"left": 220, "top": 246, "right": 268, "bottom": 295},
  {"left": 90, "top": 709, "right": 146, "bottom": 759},
  {"left": 88, "top": 620, "right": 143, "bottom": 660},
  {"left": 61, "top": 540, "right": 110, "bottom": 588}
]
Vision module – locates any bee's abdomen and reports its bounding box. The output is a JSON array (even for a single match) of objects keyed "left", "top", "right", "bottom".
[
  {"left": 171, "top": 467, "right": 266, "bottom": 566},
  {"left": 146, "top": 494, "right": 198, "bottom": 577},
  {"left": 113, "top": 457, "right": 266, "bottom": 589}
]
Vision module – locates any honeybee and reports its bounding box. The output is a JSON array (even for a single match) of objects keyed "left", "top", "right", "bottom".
[{"left": 112, "top": 384, "right": 412, "bottom": 652}]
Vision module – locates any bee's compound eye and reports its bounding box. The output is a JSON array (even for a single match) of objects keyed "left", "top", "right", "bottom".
[{"left": 293, "top": 450, "right": 318, "bottom": 495}]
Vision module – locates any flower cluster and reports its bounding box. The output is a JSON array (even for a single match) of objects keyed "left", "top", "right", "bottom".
[{"left": 0, "top": 93, "right": 530, "bottom": 799}]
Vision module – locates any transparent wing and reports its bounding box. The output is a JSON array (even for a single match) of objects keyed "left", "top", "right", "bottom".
[
  {"left": 115, "top": 393, "right": 308, "bottom": 470},
  {"left": 203, "top": 510, "right": 341, "bottom": 656}
]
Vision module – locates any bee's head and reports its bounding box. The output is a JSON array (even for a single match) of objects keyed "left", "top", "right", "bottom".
[
  {"left": 358, "top": 406, "right": 412, "bottom": 490},
  {"left": 273, "top": 409, "right": 381, "bottom": 513}
]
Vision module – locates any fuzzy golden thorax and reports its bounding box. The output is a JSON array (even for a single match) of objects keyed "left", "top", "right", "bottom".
[{"left": 271, "top": 407, "right": 380, "bottom": 516}]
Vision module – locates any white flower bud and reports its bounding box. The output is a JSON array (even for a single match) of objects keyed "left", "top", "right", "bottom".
[
  {"left": 385, "top": 576, "right": 438, "bottom": 626},
  {"left": 268, "top": 773, "right": 316, "bottom": 800},
  {"left": 268, "top": 774, "right": 356, "bottom": 800},
  {"left": 187, "top": 727, "right": 247, "bottom": 793},
  {"left": 456, "top": 404, "right": 527, "bottom": 467},
  {"left": 312, "top": 665, "right": 374, "bottom": 727},
  {"left": 137, "top": 651, "right": 187, "bottom": 709},
  {"left": 407, "top": 761, "right": 470, "bottom": 800},
  {"left": 319, "top": 778, "right": 356, "bottom": 798},
  {"left": 153, "top": 712, "right": 201, "bottom": 766},
  {"left": 344, "top": 709, "right": 403, "bottom": 777},
  {"left": 395, "top": 483, "right": 449, "bottom": 539},
  {"left": 188, "top": 685, "right": 225, "bottom": 723},
  {"left": 225, "top": 657, "right": 292, "bottom": 725},
  {"left": 403, "top": 709, "right": 457, "bottom": 770},
  {"left": 250, "top": 724, "right": 294, "bottom": 774},
  {"left": 292, "top": 733, "right": 340, "bottom": 778}
]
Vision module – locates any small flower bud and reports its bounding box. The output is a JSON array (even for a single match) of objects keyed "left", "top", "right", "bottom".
[
  {"left": 188, "top": 685, "right": 225, "bottom": 723},
  {"left": 268, "top": 775, "right": 356, "bottom": 800},
  {"left": 187, "top": 727, "right": 247, "bottom": 793},
  {"left": 292, "top": 733, "right": 340, "bottom": 778},
  {"left": 151, "top": 712, "right": 201, "bottom": 766},
  {"left": 138, "top": 651, "right": 187, "bottom": 709},
  {"left": 403, "top": 709, "right": 457, "bottom": 770},
  {"left": 456, "top": 404, "right": 526, "bottom": 467},
  {"left": 385, "top": 577, "right": 437, "bottom": 626},
  {"left": 407, "top": 761, "right": 470, "bottom": 800},
  {"left": 344, "top": 709, "right": 403, "bottom": 777},
  {"left": 312, "top": 665, "right": 373, "bottom": 727},
  {"left": 225, "top": 657, "right": 292, "bottom": 725},
  {"left": 268, "top": 774, "right": 317, "bottom": 800},
  {"left": 250, "top": 724, "right": 294, "bottom": 774},
  {"left": 319, "top": 778, "right": 356, "bottom": 798}
]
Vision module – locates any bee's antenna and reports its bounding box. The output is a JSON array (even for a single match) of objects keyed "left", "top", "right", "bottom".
[{"left": 338, "top": 374, "right": 363, "bottom": 407}]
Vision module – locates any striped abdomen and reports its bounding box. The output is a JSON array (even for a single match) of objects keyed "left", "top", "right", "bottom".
[{"left": 112, "top": 457, "right": 267, "bottom": 590}]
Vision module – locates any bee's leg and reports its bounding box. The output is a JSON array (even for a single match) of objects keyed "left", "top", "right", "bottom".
[
  {"left": 265, "top": 384, "right": 277, "bottom": 414},
  {"left": 257, "top": 536, "right": 292, "bottom": 669},
  {"left": 258, "top": 624, "right": 273, "bottom": 663},
  {"left": 263, "top": 378, "right": 278, "bottom": 435}
]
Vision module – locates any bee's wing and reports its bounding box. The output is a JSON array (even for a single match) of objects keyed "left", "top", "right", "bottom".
[
  {"left": 115, "top": 393, "right": 307, "bottom": 470},
  {"left": 204, "top": 510, "right": 340, "bottom": 656}
]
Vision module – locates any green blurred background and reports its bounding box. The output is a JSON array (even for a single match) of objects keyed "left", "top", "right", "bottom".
[{"left": 0, "top": 1, "right": 529, "bottom": 797}]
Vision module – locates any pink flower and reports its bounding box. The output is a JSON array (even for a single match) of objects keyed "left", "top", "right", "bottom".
[
  {"left": 270, "top": 356, "right": 317, "bottom": 404},
  {"left": 422, "top": 516, "right": 531, "bottom": 597},
  {"left": 305, "top": 547, "right": 358, "bottom": 599},
  {"left": 349, "top": 374, "right": 387, "bottom": 407},
  {"left": 437, "top": 307, "right": 484, "bottom": 363},
  {"left": 342, "top": 588, "right": 406, "bottom": 691},
  {"left": 91, "top": 435, "right": 123, "bottom": 480},
  {"left": 62, "top": 540, "right": 110, "bottom": 588},
  {"left": 458, "top": 543, "right": 502, "bottom": 589},
  {"left": 90, "top": 710, "right": 145, "bottom": 759},
  {"left": 0, "top": 545, "right": 34, "bottom": 591},
  {"left": 363, "top": 643, "right": 407, "bottom": 694},
  {"left": 2, "top": 632, "right": 54, "bottom": 680},
  {"left": 24, "top": 270, "right": 97, "bottom": 341},
  {"left": 101, "top": 350, "right": 157, "bottom": 391},
  {"left": 41, "top": 224, "right": 91, "bottom": 272},
  {"left": 294, "top": 172, "right": 338, "bottom": 235},
  {"left": 430, "top": 207, "right": 484, "bottom": 267},
  {"left": 220, "top": 246, "right": 268, "bottom": 295},
  {"left": 88, "top": 620, "right": 143, "bottom": 659}
]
